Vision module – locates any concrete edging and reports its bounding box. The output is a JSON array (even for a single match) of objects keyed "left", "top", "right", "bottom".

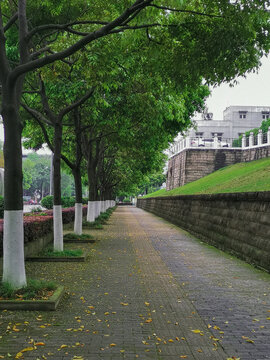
[
  {"left": 0, "top": 285, "right": 65, "bottom": 311},
  {"left": 26, "top": 254, "right": 86, "bottom": 262}
]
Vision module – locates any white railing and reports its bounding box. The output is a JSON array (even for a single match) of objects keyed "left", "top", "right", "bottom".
[{"left": 169, "top": 128, "right": 270, "bottom": 158}]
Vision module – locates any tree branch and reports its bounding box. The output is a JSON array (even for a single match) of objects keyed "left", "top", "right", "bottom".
[
  {"left": 3, "top": 11, "right": 18, "bottom": 32},
  {"left": 30, "top": 46, "right": 51, "bottom": 60},
  {"left": 21, "top": 102, "right": 54, "bottom": 127},
  {"left": 58, "top": 87, "right": 95, "bottom": 119},
  {"left": 39, "top": 78, "right": 56, "bottom": 123},
  {"left": 27, "top": 20, "right": 110, "bottom": 40},
  {"left": 149, "top": 4, "right": 222, "bottom": 18},
  {"left": 8, "top": 0, "right": 154, "bottom": 83},
  {"left": 0, "top": 6, "right": 10, "bottom": 82}
]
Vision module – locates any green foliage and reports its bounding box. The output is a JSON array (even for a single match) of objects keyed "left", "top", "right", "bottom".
[
  {"left": 63, "top": 233, "right": 94, "bottom": 240},
  {"left": 41, "top": 195, "right": 75, "bottom": 208},
  {"left": 233, "top": 118, "right": 270, "bottom": 147},
  {"left": 30, "top": 206, "right": 43, "bottom": 213},
  {"left": 143, "top": 157, "right": 270, "bottom": 197},
  {"left": 61, "top": 196, "right": 75, "bottom": 208},
  {"left": 82, "top": 220, "right": 103, "bottom": 229},
  {"left": 41, "top": 248, "right": 83, "bottom": 257},
  {"left": 41, "top": 195, "right": 54, "bottom": 209},
  {"left": 22, "top": 153, "right": 51, "bottom": 197},
  {"left": 0, "top": 279, "right": 57, "bottom": 299}
]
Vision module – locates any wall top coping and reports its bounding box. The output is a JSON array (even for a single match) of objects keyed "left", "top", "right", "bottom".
[{"left": 138, "top": 191, "right": 270, "bottom": 202}]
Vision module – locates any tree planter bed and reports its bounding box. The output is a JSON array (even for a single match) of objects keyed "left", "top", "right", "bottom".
[
  {"left": 64, "top": 238, "right": 96, "bottom": 244},
  {"left": 63, "top": 233, "right": 96, "bottom": 243},
  {"left": 26, "top": 254, "right": 86, "bottom": 262},
  {"left": 0, "top": 286, "right": 65, "bottom": 311}
]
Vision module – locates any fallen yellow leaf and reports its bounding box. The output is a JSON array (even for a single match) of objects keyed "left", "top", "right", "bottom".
[
  {"left": 144, "top": 302, "right": 150, "bottom": 306},
  {"left": 15, "top": 353, "right": 23, "bottom": 359},
  {"left": 120, "top": 302, "right": 129, "bottom": 306},
  {"left": 110, "top": 343, "right": 116, "bottom": 347},
  {"left": 145, "top": 319, "right": 152, "bottom": 323},
  {"left": 168, "top": 339, "right": 174, "bottom": 343},
  {"left": 21, "top": 347, "right": 35, "bottom": 353},
  {"left": 35, "top": 342, "right": 45, "bottom": 346},
  {"left": 191, "top": 329, "right": 202, "bottom": 334},
  {"left": 58, "top": 344, "right": 68, "bottom": 350}
]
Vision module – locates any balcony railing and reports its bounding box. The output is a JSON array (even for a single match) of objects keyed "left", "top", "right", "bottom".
[{"left": 169, "top": 127, "right": 270, "bottom": 158}]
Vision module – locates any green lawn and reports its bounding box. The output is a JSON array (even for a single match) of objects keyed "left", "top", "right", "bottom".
[{"left": 142, "top": 157, "right": 270, "bottom": 198}]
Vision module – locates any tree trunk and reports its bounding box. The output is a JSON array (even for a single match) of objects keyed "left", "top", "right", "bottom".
[
  {"left": 73, "top": 167, "right": 83, "bottom": 234},
  {"left": 53, "top": 122, "right": 63, "bottom": 251},
  {"left": 87, "top": 160, "right": 97, "bottom": 222},
  {"left": 2, "top": 95, "right": 26, "bottom": 288}
]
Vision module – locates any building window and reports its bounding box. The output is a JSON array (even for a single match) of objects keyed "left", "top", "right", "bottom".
[
  {"left": 262, "top": 112, "right": 269, "bottom": 120},
  {"left": 239, "top": 111, "right": 247, "bottom": 119},
  {"left": 195, "top": 132, "right": 204, "bottom": 137}
]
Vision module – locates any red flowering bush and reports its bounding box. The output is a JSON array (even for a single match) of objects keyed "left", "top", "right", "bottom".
[{"left": 0, "top": 206, "right": 87, "bottom": 255}]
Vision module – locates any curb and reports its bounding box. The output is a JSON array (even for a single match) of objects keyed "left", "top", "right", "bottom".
[{"left": 0, "top": 286, "right": 65, "bottom": 311}]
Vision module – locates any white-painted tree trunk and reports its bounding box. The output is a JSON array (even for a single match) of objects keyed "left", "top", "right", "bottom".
[
  {"left": 53, "top": 205, "right": 63, "bottom": 251},
  {"left": 87, "top": 201, "right": 95, "bottom": 222},
  {"left": 2, "top": 210, "right": 27, "bottom": 288},
  {"left": 94, "top": 201, "right": 99, "bottom": 219},
  {"left": 101, "top": 201, "right": 105, "bottom": 213},
  {"left": 74, "top": 203, "right": 82, "bottom": 235},
  {"left": 97, "top": 201, "right": 102, "bottom": 217}
]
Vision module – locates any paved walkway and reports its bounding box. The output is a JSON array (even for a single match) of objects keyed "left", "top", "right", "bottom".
[{"left": 0, "top": 206, "right": 269, "bottom": 359}]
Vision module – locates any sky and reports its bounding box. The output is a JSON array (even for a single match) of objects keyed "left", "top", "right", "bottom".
[
  {"left": 200, "top": 56, "right": 270, "bottom": 120},
  {"left": 1, "top": 56, "right": 270, "bottom": 144}
]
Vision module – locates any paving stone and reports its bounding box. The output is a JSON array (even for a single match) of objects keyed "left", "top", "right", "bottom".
[{"left": 0, "top": 206, "right": 268, "bottom": 359}]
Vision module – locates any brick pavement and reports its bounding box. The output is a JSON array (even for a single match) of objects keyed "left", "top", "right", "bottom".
[{"left": 0, "top": 206, "right": 269, "bottom": 359}]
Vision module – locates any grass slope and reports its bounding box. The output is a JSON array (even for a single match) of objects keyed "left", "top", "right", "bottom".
[{"left": 143, "top": 157, "right": 270, "bottom": 198}]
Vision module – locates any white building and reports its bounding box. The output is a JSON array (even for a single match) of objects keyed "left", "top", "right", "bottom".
[{"left": 188, "top": 105, "right": 270, "bottom": 141}]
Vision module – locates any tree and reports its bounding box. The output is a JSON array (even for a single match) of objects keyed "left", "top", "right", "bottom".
[
  {"left": 23, "top": 77, "right": 94, "bottom": 250},
  {"left": 1, "top": 0, "right": 270, "bottom": 288},
  {"left": 22, "top": 153, "right": 51, "bottom": 198}
]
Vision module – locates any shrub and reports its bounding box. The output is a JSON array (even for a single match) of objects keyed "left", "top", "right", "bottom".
[
  {"left": 41, "top": 195, "right": 53, "bottom": 209},
  {"left": 0, "top": 205, "right": 88, "bottom": 255},
  {"left": 30, "top": 206, "right": 42, "bottom": 213},
  {"left": 41, "top": 196, "right": 76, "bottom": 209},
  {"left": 61, "top": 196, "right": 75, "bottom": 208},
  {"left": 64, "top": 233, "right": 94, "bottom": 240}
]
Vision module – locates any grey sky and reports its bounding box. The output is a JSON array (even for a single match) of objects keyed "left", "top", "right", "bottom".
[{"left": 204, "top": 56, "right": 270, "bottom": 120}]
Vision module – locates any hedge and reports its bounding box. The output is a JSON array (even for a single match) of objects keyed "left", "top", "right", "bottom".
[
  {"left": 0, "top": 206, "right": 87, "bottom": 256},
  {"left": 41, "top": 196, "right": 77, "bottom": 209}
]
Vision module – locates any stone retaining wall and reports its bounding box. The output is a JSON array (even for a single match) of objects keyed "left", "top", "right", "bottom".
[
  {"left": 137, "top": 192, "right": 270, "bottom": 272},
  {"left": 167, "top": 144, "right": 270, "bottom": 190}
]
